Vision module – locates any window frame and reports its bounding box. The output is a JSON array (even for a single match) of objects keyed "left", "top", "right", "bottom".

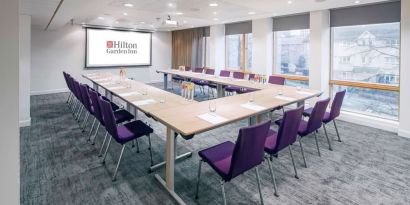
[{"left": 225, "top": 33, "right": 252, "bottom": 72}]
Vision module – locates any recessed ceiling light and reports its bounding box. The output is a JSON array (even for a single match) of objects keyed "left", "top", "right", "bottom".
[
  {"left": 150, "top": 24, "right": 154, "bottom": 27},
  {"left": 176, "top": 12, "right": 184, "bottom": 15},
  {"left": 354, "top": 0, "right": 360, "bottom": 3},
  {"left": 183, "top": 20, "right": 188, "bottom": 24},
  {"left": 213, "top": 18, "right": 219, "bottom": 21},
  {"left": 123, "top": 3, "right": 133, "bottom": 7},
  {"left": 209, "top": 3, "right": 218, "bottom": 7},
  {"left": 123, "top": 12, "right": 128, "bottom": 16},
  {"left": 81, "top": 22, "right": 85, "bottom": 25},
  {"left": 97, "top": 16, "right": 104, "bottom": 20},
  {"left": 213, "top": 11, "right": 217, "bottom": 15},
  {"left": 140, "top": 21, "right": 145, "bottom": 24},
  {"left": 288, "top": 0, "right": 292, "bottom": 4},
  {"left": 115, "top": 21, "right": 119, "bottom": 24},
  {"left": 248, "top": 11, "right": 256, "bottom": 15},
  {"left": 168, "top": 3, "right": 174, "bottom": 7}
]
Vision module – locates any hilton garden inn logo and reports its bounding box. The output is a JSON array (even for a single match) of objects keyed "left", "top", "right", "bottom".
[{"left": 106, "top": 41, "right": 138, "bottom": 54}]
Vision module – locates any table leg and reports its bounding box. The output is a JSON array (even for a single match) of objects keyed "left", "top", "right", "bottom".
[
  {"left": 297, "top": 100, "right": 305, "bottom": 108},
  {"left": 105, "top": 90, "right": 113, "bottom": 101},
  {"left": 164, "top": 73, "right": 168, "bottom": 90},
  {"left": 217, "top": 84, "right": 225, "bottom": 98},
  {"left": 154, "top": 126, "right": 187, "bottom": 205},
  {"left": 93, "top": 82, "right": 98, "bottom": 91}
]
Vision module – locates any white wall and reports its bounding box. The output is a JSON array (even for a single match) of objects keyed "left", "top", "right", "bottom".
[
  {"left": 252, "top": 18, "right": 273, "bottom": 76},
  {"left": 0, "top": 0, "right": 20, "bottom": 203},
  {"left": 20, "top": 15, "right": 31, "bottom": 127},
  {"left": 399, "top": 0, "right": 410, "bottom": 138},
  {"left": 31, "top": 25, "right": 172, "bottom": 95}
]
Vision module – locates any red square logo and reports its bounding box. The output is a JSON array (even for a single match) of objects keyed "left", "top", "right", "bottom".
[{"left": 107, "top": 41, "right": 113, "bottom": 48}]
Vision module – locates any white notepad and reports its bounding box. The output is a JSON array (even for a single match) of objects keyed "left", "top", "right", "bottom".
[
  {"left": 240, "top": 103, "right": 266, "bottom": 111},
  {"left": 94, "top": 78, "right": 110, "bottom": 82},
  {"left": 132, "top": 99, "right": 157, "bottom": 106},
  {"left": 296, "top": 91, "right": 314, "bottom": 96},
  {"left": 235, "top": 79, "right": 247, "bottom": 82},
  {"left": 198, "top": 113, "right": 228, "bottom": 125},
  {"left": 107, "top": 86, "right": 126, "bottom": 90},
  {"left": 100, "top": 82, "right": 114, "bottom": 86},
  {"left": 275, "top": 95, "right": 296, "bottom": 101},
  {"left": 119, "top": 91, "right": 140, "bottom": 97}
]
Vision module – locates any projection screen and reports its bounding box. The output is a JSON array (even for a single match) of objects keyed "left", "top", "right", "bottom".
[{"left": 86, "top": 28, "right": 152, "bottom": 68}]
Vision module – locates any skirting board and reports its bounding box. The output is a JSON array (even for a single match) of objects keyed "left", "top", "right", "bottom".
[
  {"left": 19, "top": 118, "right": 31, "bottom": 127},
  {"left": 31, "top": 88, "right": 69, "bottom": 96},
  {"left": 398, "top": 128, "right": 410, "bottom": 139}
]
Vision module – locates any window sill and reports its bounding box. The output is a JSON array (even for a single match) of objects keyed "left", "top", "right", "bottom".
[{"left": 338, "top": 110, "right": 399, "bottom": 133}]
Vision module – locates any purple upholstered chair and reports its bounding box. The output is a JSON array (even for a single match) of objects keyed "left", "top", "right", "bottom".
[
  {"left": 268, "top": 75, "right": 285, "bottom": 85},
  {"left": 264, "top": 106, "right": 304, "bottom": 197},
  {"left": 248, "top": 73, "right": 256, "bottom": 80},
  {"left": 79, "top": 84, "right": 95, "bottom": 131},
  {"left": 63, "top": 72, "right": 73, "bottom": 104},
  {"left": 99, "top": 97, "right": 154, "bottom": 181},
  {"left": 193, "top": 67, "right": 204, "bottom": 73},
  {"left": 88, "top": 89, "right": 134, "bottom": 151},
  {"left": 195, "top": 120, "right": 271, "bottom": 205},
  {"left": 72, "top": 80, "right": 85, "bottom": 121},
  {"left": 225, "top": 71, "right": 245, "bottom": 94},
  {"left": 276, "top": 98, "right": 330, "bottom": 168},
  {"left": 208, "top": 70, "right": 231, "bottom": 97},
  {"left": 304, "top": 90, "right": 346, "bottom": 143},
  {"left": 172, "top": 66, "right": 192, "bottom": 89},
  {"left": 192, "top": 68, "right": 215, "bottom": 95}
]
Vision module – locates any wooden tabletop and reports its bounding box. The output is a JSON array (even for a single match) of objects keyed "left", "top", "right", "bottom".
[{"left": 83, "top": 71, "right": 322, "bottom": 137}]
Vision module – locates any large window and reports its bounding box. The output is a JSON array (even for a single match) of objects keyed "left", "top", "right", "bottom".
[
  {"left": 274, "top": 29, "right": 310, "bottom": 76},
  {"left": 226, "top": 33, "right": 252, "bottom": 70},
  {"left": 331, "top": 22, "right": 400, "bottom": 120}
]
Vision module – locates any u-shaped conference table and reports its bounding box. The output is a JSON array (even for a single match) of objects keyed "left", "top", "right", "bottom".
[{"left": 83, "top": 69, "right": 322, "bottom": 205}]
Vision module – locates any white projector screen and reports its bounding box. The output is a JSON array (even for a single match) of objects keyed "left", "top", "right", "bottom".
[{"left": 86, "top": 28, "right": 152, "bottom": 68}]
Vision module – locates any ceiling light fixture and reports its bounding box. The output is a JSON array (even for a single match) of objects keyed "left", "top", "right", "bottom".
[
  {"left": 213, "top": 11, "right": 217, "bottom": 15},
  {"left": 248, "top": 11, "right": 255, "bottom": 15},
  {"left": 140, "top": 21, "right": 145, "bottom": 24},
  {"left": 123, "top": 12, "right": 128, "bottom": 16},
  {"left": 288, "top": 0, "right": 292, "bottom": 4},
  {"left": 213, "top": 18, "right": 219, "bottom": 21},
  {"left": 168, "top": 3, "right": 174, "bottom": 7},
  {"left": 123, "top": 3, "right": 133, "bottom": 7},
  {"left": 354, "top": 0, "right": 360, "bottom": 3},
  {"left": 176, "top": 12, "right": 184, "bottom": 15},
  {"left": 97, "top": 16, "right": 104, "bottom": 20},
  {"left": 209, "top": 3, "right": 218, "bottom": 7}
]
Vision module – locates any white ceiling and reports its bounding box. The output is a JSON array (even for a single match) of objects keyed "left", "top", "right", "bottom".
[{"left": 20, "top": 0, "right": 393, "bottom": 31}]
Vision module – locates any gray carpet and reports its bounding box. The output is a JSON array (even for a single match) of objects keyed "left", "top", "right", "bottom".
[{"left": 20, "top": 86, "right": 410, "bottom": 205}]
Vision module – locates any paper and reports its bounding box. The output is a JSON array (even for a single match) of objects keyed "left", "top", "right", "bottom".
[
  {"left": 100, "top": 82, "right": 114, "bottom": 86},
  {"left": 132, "top": 99, "right": 157, "bottom": 106},
  {"left": 275, "top": 95, "right": 296, "bottom": 101},
  {"left": 235, "top": 79, "right": 247, "bottom": 82},
  {"left": 240, "top": 103, "right": 266, "bottom": 111},
  {"left": 94, "top": 78, "right": 110, "bottom": 82},
  {"left": 107, "top": 86, "right": 126, "bottom": 90},
  {"left": 119, "top": 91, "right": 140, "bottom": 97},
  {"left": 197, "top": 113, "right": 228, "bottom": 125},
  {"left": 296, "top": 91, "right": 314, "bottom": 96}
]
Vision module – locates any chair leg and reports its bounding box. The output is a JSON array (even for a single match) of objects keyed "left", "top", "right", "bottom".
[
  {"left": 333, "top": 120, "right": 342, "bottom": 142},
  {"left": 112, "top": 144, "right": 126, "bottom": 181},
  {"left": 66, "top": 92, "right": 72, "bottom": 103},
  {"left": 98, "top": 131, "right": 108, "bottom": 157},
  {"left": 81, "top": 112, "right": 90, "bottom": 131},
  {"left": 299, "top": 137, "right": 308, "bottom": 168},
  {"left": 135, "top": 138, "right": 140, "bottom": 153},
  {"left": 288, "top": 145, "right": 299, "bottom": 179},
  {"left": 88, "top": 118, "right": 96, "bottom": 136},
  {"left": 91, "top": 123, "right": 101, "bottom": 145},
  {"left": 195, "top": 160, "right": 202, "bottom": 199},
  {"left": 220, "top": 180, "right": 227, "bottom": 205},
  {"left": 266, "top": 158, "right": 279, "bottom": 197},
  {"left": 148, "top": 135, "right": 154, "bottom": 166},
  {"left": 323, "top": 124, "right": 333, "bottom": 151},
  {"left": 314, "top": 132, "right": 321, "bottom": 157},
  {"left": 101, "top": 137, "right": 112, "bottom": 164},
  {"left": 255, "top": 167, "right": 265, "bottom": 205}
]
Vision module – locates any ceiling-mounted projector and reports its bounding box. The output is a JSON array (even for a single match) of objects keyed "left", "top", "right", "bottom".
[{"left": 162, "top": 15, "right": 178, "bottom": 27}]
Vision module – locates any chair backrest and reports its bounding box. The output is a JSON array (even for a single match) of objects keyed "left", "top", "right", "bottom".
[
  {"left": 268, "top": 75, "right": 285, "bottom": 85},
  {"left": 272, "top": 106, "right": 304, "bottom": 153},
  {"left": 72, "top": 80, "right": 82, "bottom": 102},
  {"left": 248, "top": 73, "right": 255, "bottom": 80},
  {"left": 329, "top": 90, "right": 346, "bottom": 120},
  {"left": 98, "top": 96, "right": 118, "bottom": 138},
  {"left": 205, "top": 68, "right": 215, "bottom": 75},
  {"left": 65, "top": 74, "right": 73, "bottom": 93},
  {"left": 228, "top": 120, "right": 271, "bottom": 181},
  {"left": 193, "top": 67, "right": 203, "bottom": 73},
  {"left": 185, "top": 66, "right": 192, "bottom": 71},
  {"left": 232, "top": 71, "right": 244, "bottom": 79},
  {"left": 305, "top": 98, "right": 330, "bottom": 134},
  {"left": 219, "top": 70, "right": 230, "bottom": 77},
  {"left": 79, "top": 84, "right": 92, "bottom": 113},
  {"left": 88, "top": 89, "right": 104, "bottom": 124}
]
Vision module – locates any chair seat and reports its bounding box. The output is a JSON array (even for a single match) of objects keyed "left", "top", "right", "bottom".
[
  {"left": 303, "top": 108, "right": 332, "bottom": 123},
  {"left": 100, "top": 95, "right": 120, "bottom": 111},
  {"left": 264, "top": 129, "right": 278, "bottom": 154},
  {"left": 192, "top": 79, "right": 209, "bottom": 86},
  {"left": 116, "top": 120, "right": 153, "bottom": 144},
  {"left": 172, "top": 75, "right": 184, "bottom": 81},
  {"left": 236, "top": 88, "right": 258, "bottom": 94},
  {"left": 275, "top": 119, "right": 309, "bottom": 136},
  {"left": 114, "top": 109, "right": 134, "bottom": 124},
  {"left": 198, "top": 141, "right": 234, "bottom": 181},
  {"left": 225, "top": 86, "right": 241, "bottom": 93},
  {"left": 208, "top": 83, "right": 217, "bottom": 89}
]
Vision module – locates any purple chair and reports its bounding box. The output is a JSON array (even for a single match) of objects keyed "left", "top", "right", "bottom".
[
  {"left": 264, "top": 106, "right": 304, "bottom": 197},
  {"left": 268, "top": 75, "right": 286, "bottom": 85},
  {"left": 208, "top": 70, "right": 231, "bottom": 96},
  {"left": 225, "top": 71, "right": 245, "bottom": 94},
  {"left": 195, "top": 120, "right": 271, "bottom": 204},
  {"left": 63, "top": 72, "right": 73, "bottom": 104},
  {"left": 303, "top": 90, "right": 346, "bottom": 142},
  {"left": 88, "top": 89, "right": 134, "bottom": 150},
  {"left": 171, "top": 66, "right": 192, "bottom": 89},
  {"left": 99, "top": 97, "right": 154, "bottom": 181},
  {"left": 192, "top": 68, "right": 215, "bottom": 95},
  {"left": 193, "top": 67, "right": 204, "bottom": 73},
  {"left": 276, "top": 98, "right": 331, "bottom": 168},
  {"left": 248, "top": 73, "right": 255, "bottom": 80}
]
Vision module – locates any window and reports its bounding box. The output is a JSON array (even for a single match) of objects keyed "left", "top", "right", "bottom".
[
  {"left": 274, "top": 29, "right": 310, "bottom": 76},
  {"left": 202, "top": 36, "right": 210, "bottom": 67},
  {"left": 331, "top": 22, "right": 400, "bottom": 119},
  {"left": 225, "top": 33, "right": 252, "bottom": 70}
]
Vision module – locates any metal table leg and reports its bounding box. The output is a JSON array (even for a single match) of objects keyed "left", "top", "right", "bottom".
[
  {"left": 164, "top": 73, "right": 168, "bottom": 90},
  {"left": 217, "top": 84, "right": 225, "bottom": 98}
]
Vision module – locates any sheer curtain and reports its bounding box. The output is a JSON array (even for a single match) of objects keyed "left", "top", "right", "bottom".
[{"left": 172, "top": 27, "right": 205, "bottom": 69}]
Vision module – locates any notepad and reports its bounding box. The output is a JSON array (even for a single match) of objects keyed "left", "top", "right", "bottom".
[
  {"left": 198, "top": 113, "right": 228, "bottom": 125},
  {"left": 235, "top": 79, "right": 247, "bottom": 82},
  {"left": 275, "top": 95, "right": 296, "bottom": 101},
  {"left": 100, "top": 82, "right": 114, "bottom": 86},
  {"left": 240, "top": 103, "right": 266, "bottom": 111},
  {"left": 107, "top": 86, "right": 126, "bottom": 90},
  {"left": 296, "top": 91, "right": 314, "bottom": 96},
  {"left": 94, "top": 78, "right": 110, "bottom": 82},
  {"left": 132, "top": 99, "right": 157, "bottom": 106},
  {"left": 119, "top": 91, "right": 140, "bottom": 97}
]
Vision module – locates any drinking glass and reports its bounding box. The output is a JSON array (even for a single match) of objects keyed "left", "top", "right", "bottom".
[
  {"left": 248, "top": 93, "right": 254, "bottom": 103},
  {"left": 160, "top": 95, "right": 166, "bottom": 104},
  {"left": 209, "top": 101, "right": 216, "bottom": 113},
  {"left": 296, "top": 86, "right": 302, "bottom": 91}
]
